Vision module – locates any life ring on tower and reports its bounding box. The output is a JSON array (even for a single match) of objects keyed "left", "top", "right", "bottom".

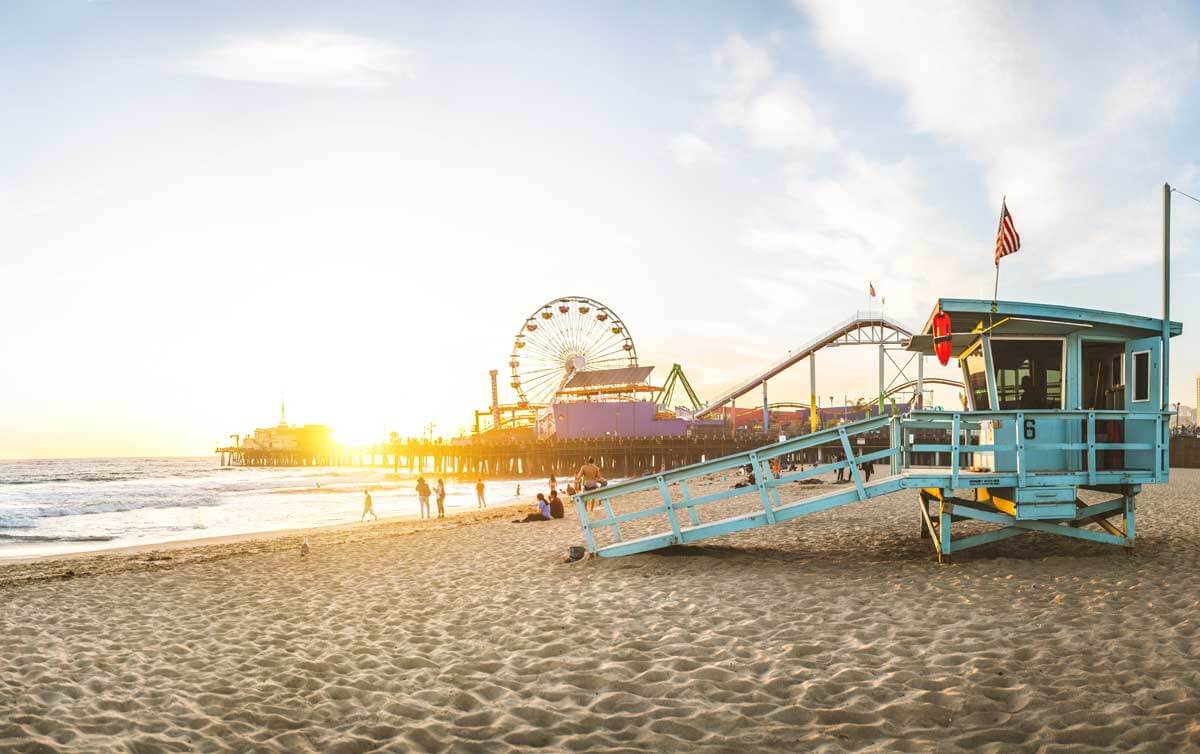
[{"left": 933, "top": 307, "right": 952, "bottom": 366}]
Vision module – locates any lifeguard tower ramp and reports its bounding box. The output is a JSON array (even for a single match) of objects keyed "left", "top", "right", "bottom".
[{"left": 575, "top": 299, "right": 1178, "bottom": 561}]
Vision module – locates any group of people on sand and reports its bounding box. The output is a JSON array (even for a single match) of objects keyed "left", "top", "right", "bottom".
[
  {"left": 511, "top": 488, "right": 566, "bottom": 523},
  {"left": 357, "top": 456, "right": 607, "bottom": 525},
  {"left": 832, "top": 450, "right": 874, "bottom": 483},
  {"left": 359, "top": 476, "right": 449, "bottom": 522},
  {"left": 512, "top": 456, "right": 607, "bottom": 522},
  {"left": 414, "top": 476, "right": 447, "bottom": 519}
]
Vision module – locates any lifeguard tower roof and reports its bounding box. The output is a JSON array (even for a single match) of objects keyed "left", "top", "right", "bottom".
[{"left": 906, "top": 298, "right": 1182, "bottom": 355}]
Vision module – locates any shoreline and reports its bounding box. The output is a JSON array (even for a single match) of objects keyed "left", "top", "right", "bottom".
[
  {"left": 0, "top": 460, "right": 541, "bottom": 565},
  {"left": 0, "top": 496, "right": 538, "bottom": 588}
]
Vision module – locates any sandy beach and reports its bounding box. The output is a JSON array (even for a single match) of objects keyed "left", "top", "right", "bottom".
[{"left": 3, "top": 469, "right": 1200, "bottom": 753}]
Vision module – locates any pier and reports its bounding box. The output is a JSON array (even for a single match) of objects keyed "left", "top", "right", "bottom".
[{"left": 215, "top": 433, "right": 895, "bottom": 479}]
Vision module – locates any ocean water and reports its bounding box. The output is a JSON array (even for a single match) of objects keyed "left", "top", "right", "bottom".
[{"left": 0, "top": 458, "right": 527, "bottom": 559}]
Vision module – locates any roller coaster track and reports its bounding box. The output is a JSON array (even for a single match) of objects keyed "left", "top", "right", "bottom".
[{"left": 696, "top": 312, "right": 916, "bottom": 418}]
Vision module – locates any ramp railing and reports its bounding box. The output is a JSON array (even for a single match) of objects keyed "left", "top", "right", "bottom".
[
  {"left": 574, "top": 415, "right": 899, "bottom": 556},
  {"left": 574, "top": 408, "right": 1172, "bottom": 557}
]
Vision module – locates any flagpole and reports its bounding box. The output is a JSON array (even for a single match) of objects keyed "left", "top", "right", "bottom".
[{"left": 991, "top": 195, "right": 1005, "bottom": 314}]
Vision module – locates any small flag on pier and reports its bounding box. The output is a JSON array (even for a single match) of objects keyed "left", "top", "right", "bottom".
[
  {"left": 869, "top": 282, "right": 876, "bottom": 297},
  {"left": 994, "top": 199, "right": 1021, "bottom": 265}
]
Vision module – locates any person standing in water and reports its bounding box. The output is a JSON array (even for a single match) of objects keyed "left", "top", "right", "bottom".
[
  {"left": 360, "top": 489, "right": 376, "bottom": 522},
  {"left": 435, "top": 478, "right": 446, "bottom": 519},
  {"left": 416, "top": 477, "right": 432, "bottom": 519},
  {"left": 475, "top": 479, "right": 486, "bottom": 509}
]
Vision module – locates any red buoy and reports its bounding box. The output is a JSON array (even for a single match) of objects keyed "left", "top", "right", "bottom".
[{"left": 933, "top": 308, "right": 952, "bottom": 366}]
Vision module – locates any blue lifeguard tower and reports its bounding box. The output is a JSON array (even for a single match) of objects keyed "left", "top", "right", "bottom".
[{"left": 574, "top": 298, "right": 1180, "bottom": 561}]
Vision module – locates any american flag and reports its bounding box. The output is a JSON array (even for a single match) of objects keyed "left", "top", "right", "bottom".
[{"left": 994, "top": 198, "right": 1021, "bottom": 265}]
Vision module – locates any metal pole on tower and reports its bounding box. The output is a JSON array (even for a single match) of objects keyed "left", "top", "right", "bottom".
[
  {"left": 878, "top": 344, "right": 885, "bottom": 414},
  {"left": 1163, "top": 183, "right": 1171, "bottom": 412},
  {"left": 762, "top": 381, "right": 769, "bottom": 434},
  {"left": 916, "top": 356, "right": 925, "bottom": 409},
  {"left": 809, "top": 354, "right": 818, "bottom": 433}
]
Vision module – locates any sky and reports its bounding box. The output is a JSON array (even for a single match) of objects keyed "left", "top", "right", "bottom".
[{"left": 3, "top": 1, "right": 1200, "bottom": 458}]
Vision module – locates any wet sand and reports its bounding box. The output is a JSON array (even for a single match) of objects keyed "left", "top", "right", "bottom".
[{"left": 3, "top": 470, "right": 1200, "bottom": 752}]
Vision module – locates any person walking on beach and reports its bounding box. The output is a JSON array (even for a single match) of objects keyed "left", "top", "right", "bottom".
[
  {"left": 435, "top": 478, "right": 446, "bottom": 519},
  {"left": 575, "top": 457, "right": 607, "bottom": 512},
  {"left": 475, "top": 479, "right": 486, "bottom": 509},
  {"left": 361, "top": 489, "right": 377, "bottom": 522},
  {"left": 416, "top": 477, "right": 432, "bottom": 519},
  {"left": 549, "top": 474, "right": 558, "bottom": 496}
]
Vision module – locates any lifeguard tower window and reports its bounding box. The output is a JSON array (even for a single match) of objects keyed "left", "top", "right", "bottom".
[
  {"left": 991, "top": 339, "right": 1063, "bottom": 410},
  {"left": 963, "top": 346, "right": 990, "bottom": 410},
  {"left": 1132, "top": 350, "right": 1150, "bottom": 402}
]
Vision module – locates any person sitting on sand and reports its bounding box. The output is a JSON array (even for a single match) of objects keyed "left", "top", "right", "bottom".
[
  {"left": 513, "top": 493, "right": 552, "bottom": 523},
  {"left": 435, "top": 478, "right": 446, "bottom": 519},
  {"left": 575, "top": 457, "right": 607, "bottom": 511},
  {"left": 732, "top": 469, "right": 756, "bottom": 489},
  {"left": 416, "top": 477, "right": 432, "bottom": 519},
  {"left": 548, "top": 490, "right": 565, "bottom": 519},
  {"left": 361, "top": 489, "right": 377, "bottom": 522}
]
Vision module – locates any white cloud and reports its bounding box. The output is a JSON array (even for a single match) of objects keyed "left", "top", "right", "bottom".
[
  {"left": 713, "top": 34, "right": 773, "bottom": 97},
  {"left": 670, "top": 132, "right": 718, "bottom": 166},
  {"left": 737, "top": 151, "right": 977, "bottom": 327},
  {"left": 189, "top": 31, "right": 416, "bottom": 88},
  {"left": 795, "top": 0, "right": 1200, "bottom": 277},
  {"left": 712, "top": 35, "right": 836, "bottom": 154},
  {"left": 741, "top": 83, "right": 837, "bottom": 152}
]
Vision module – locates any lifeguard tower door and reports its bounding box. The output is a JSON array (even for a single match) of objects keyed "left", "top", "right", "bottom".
[{"left": 1125, "top": 336, "right": 1161, "bottom": 472}]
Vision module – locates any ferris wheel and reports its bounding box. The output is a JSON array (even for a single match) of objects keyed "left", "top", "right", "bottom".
[{"left": 509, "top": 296, "right": 638, "bottom": 407}]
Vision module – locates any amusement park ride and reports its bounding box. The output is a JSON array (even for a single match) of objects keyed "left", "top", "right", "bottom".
[
  {"left": 474, "top": 295, "right": 645, "bottom": 433},
  {"left": 575, "top": 185, "right": 1182, "bottom": 562},
  {"left": 475, "top": 296, "right": 960, "bottom": 437}
]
